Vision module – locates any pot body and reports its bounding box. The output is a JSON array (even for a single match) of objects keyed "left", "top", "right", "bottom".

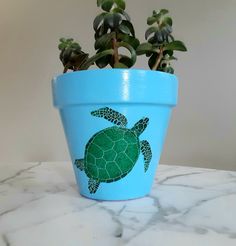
[{"left": 52, "top": 69, "right": 178, "bottom": 200}]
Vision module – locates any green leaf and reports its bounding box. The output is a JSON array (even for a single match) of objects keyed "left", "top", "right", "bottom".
[
  {"left": 105, "top": 13, "right": 122, "bottom": 29},
  {"left": 58, "top": 43, "right": 66, "bottom": 50},
  {"left": 162, "top": 17, "right": 172, "bottom": 26},
  {"left": 95, "top": 27, "right": 103, "bottom": 40},
  {"left": 81, "top": 49, "right": 114, "bottom": 69},
  {"left": 95, "top": 23, "right": 109, "bottom": 39},
  {"left": 153, "top": 13, "right": 162, "bottom": 22},
  {"left": 120, "top": 20, "right": 135, "bottom": 36},
  {"left": 148, "top": 36, "right": 157, "bottom": 44},
  {"left": 95, "top": 53, "right": 112, "bottom": 68},
  {"left": 117, "top": 42, "right": 137, "bottom": 66},
  {"left": 59, "top": 37, "right": 66, "bottom": 43},
  {"left": 129, "top": 37, "right": 140, "bottom": 49},
  {"left": 160, "top": 25, "right": 172, "bottom": 41},
  {"left": 159, "top": 9, "right": 169, "bottom": 15},
  {"left": 119, "top": 55, "right": 133, "bottom": 68},
  {"left": 155, "top": 31, "right": 164, "bottom": 43},
  {"left": 136, "top": 42, "right": 155, "bottom": 55},
  {"left": 101, "top": 0, "right": 114, "bottom": 12},
  {"left": 114, "top": 62, "right": 128, "bottom": 68},
  {"left": 60, "top": 49, "right": 72, "bottom": 64},
  {"left": 147, "top": 16, "right": 156, "bottom": 25},
  {"left": 114, "top": 0, "right": 125, "bottom": 10},
  {"left": 163, "top": 50, "right": 174, "bottom": 56},
  {"left": 118, "top": 24, "right": 130, "bottom": 35},
  {"left": 112, "top": 8, "right": 130, "bottom": 21},
  {"left": 150, "top": 9, "right": 169, "bottom": 24},
  {"left": 145, "top": 26, "right": 159, "bottom": 40},
  {"left": 164, "top": 40, "right": 187, "bottom": 51},
  {"left": 72, "top": 53, "right": 89, "bottom": 68},
  {"left": 93, "top": 13, "right": 107, "bottom": 31},
  {"left": 94, "top": 32, "right": 115, "bottom": 50},
  {"left": 71, "top": 43, "right": 80, "bottom": 49},
  {"left": 117, "top": 33, "right": 140, "bottom": 49}
]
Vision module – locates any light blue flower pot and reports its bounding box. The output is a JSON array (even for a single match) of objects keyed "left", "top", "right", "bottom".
[{"left": 52, "top": 69, "right": 178, "bottom": 201}]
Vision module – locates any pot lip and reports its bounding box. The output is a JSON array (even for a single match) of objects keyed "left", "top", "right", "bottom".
[
  {"left": 52, "top": 68, "right": 178, "bottom": 108},
  {"left": 53, "top": 68, "right": 177, "bottom": 81}
]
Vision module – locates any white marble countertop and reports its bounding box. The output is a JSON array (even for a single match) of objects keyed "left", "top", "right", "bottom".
[{"left": 0, "top": 162, "right": 236, "bottom": 246}]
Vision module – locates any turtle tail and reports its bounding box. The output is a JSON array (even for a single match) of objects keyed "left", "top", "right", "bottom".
[
  {"left": 88, "top": 179, "right": 100, "bottom": 194},
  {"left": 131, "top": 118, "right": 149, "bottom": 137}
]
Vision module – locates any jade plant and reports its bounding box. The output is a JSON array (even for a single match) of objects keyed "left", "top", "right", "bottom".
[{"left": 59, "top": 0, "right": 187, "bottom": 74}]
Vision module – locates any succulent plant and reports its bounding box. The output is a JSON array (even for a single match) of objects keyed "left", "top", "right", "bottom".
[
  {"left": 58, "top": 38, "right": 89, "bottom": 73},
  {"left": 93, "top": 0, "right": 139, "bottom": 68},
  {"left": 136, "top": 9, "right": 187, "bottom": 74},
  {"left": 58, "top": 1, "right": 187, "bottom": 74}
]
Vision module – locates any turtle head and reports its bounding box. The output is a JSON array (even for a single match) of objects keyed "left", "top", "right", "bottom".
[{"left": 131, "top": 117, "right": 149, "bottom": 137}]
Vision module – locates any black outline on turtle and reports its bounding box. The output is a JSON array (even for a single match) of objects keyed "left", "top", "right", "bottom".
[{"left": 74, "top": 107, "right": 152, "bottom": 194}]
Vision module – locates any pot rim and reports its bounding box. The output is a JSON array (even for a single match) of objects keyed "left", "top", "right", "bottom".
[
  {"left": 53, "top": 68, "right": 177, "bottom": 81},
  {"left": 52, "top": 68, "right": 178, "bottom": 108}
]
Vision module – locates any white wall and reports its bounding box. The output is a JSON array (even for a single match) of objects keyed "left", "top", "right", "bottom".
[{"left": 0, "top": 0, "right": 235, "bottom": 170}]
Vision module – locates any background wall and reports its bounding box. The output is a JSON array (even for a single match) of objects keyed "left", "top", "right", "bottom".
[{"left": 0, "top": 0, "right": 235, "bottom": 170}]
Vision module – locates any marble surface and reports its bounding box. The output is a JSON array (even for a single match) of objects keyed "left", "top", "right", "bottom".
[{"left": 0, "top": 162, "right": 236, "bottom": 246}]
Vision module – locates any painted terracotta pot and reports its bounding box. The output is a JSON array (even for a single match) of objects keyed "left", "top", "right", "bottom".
[{"left": 52, "top": 69, "right": 178, "bottom": 200}]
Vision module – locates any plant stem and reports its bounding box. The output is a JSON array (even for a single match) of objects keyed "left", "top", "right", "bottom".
[
  {"left": 152, "top": 47, "right": 164, "bottom": 71},
  {"left": 112, "top": 35, "right": 119, "bottom": 66}
]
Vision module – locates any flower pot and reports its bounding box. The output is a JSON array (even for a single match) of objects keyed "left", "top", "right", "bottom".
[{"left": 52, "top": 69, "right": 178, "bottom": 201}]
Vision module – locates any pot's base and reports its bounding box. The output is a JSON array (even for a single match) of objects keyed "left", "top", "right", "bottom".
[{"left": 79, "top": 191, "right": 150, "bottom": 201}]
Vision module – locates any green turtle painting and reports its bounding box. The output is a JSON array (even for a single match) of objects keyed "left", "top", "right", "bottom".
[{"left": 74, "top": 107, "right": 152, "bottom": 194}]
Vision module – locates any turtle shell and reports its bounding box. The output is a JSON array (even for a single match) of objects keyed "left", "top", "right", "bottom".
[{"left": 84, "top": 126, "right": 140, "bottom": 183}]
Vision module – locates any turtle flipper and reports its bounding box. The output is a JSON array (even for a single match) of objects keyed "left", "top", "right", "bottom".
[
  {"left": 88, "top": 179, "right": 100, "bottom": 194},
  {"left": 140, "top": 140, "right": 152, "bottom": 172},
  {"left": 74, "top": 159, "right": 85, "bottom": 171},
  {"left": 131, "top": 118, "right": 149, "bottom": 137},
  {"left": 91, "top": 107, "right": 127, "bottom": 127}
]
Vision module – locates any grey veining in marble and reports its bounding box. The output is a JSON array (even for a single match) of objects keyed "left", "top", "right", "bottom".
[{"left": 0, "top": 162, "right": 236, "bottom": 246}]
